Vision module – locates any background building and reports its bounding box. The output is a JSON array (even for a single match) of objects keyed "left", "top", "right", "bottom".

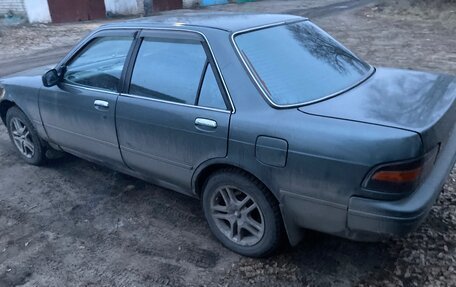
[{"left": 0, "top": 0, "right": 252, "bottom": 23}]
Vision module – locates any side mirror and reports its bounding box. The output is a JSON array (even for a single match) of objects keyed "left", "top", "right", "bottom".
[{"left": 42, "top": 69, "right": 60, "bottom": 87}]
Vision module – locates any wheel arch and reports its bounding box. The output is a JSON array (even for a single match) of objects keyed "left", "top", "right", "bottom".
[
  {"left": 0, "top": 100, "right": 17, "bottom": 125},
  {"left": 193, "top": 160, "right": 278, "bottom": 202},
  {"left": 193, "top": 159, "right": 305, "bottom": 246}
]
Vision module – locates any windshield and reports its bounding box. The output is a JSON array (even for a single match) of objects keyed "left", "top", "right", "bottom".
[{"left": 234, "top": 21, "right": 373, "bottom": 106}]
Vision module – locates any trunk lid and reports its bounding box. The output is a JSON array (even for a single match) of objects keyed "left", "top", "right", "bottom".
[{"left": 299, "top": 67, "right": 456, "bottom": 151}]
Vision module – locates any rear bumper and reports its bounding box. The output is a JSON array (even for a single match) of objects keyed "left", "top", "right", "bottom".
[
  {"left": 280, "top": 126, "right": 456, "bottom": 245},
  {"left": 347, "top": 127, "right": 456, "bottom": 240}
]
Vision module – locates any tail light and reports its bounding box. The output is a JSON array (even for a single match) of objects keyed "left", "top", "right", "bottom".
[{"left": 363, "top": 146, "right": 439, "bottom": 194}]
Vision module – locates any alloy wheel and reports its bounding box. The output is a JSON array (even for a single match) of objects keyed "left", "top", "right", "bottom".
[
  {"left": 10, "top": 117, "right": 35, "bottom": 159},
  {"left": 209, "top": 186, "right": 265, "bottom": 246}
]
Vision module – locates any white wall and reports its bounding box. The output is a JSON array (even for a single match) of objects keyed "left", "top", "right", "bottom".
[
  {"left": 0, "top": 0, "right": 25, "bottom": 15},
  {"left": 104, "top": 0, "right": 143, "bottom": 15},
  {"left": 24, "top": 0, "right": 51, "bottom": 23},
  {"left": 183, "top": 0, "right": 198, "bottom": 8}
]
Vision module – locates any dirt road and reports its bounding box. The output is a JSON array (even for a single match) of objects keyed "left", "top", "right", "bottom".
[{"left": 1, "top": 0, "right": 456, "bottom": 286}]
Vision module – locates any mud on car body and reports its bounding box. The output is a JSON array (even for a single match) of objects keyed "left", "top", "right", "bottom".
[{"left": 1, "top": 13, "right": 455, "bottom": 257}]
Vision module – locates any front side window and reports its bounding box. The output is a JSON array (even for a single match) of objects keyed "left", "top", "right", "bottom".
[
  {"left": 235, "top": 21, "right": 372, "bottom": 106},
  {"left": 64, "top": 36, "right": 133, "bottom": 92},
  {"left": 130, "top": 38, "right": 207, "bottom": 105}
]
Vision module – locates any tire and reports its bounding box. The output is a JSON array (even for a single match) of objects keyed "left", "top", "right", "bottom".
[
  {"left": 202, "top": 169, "right": 283, "bottom": 257},
  {"left": 6, "top": 107, "right": 46, "bottom": 165}
]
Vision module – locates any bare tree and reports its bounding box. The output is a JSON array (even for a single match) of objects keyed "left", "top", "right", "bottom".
[{"left": 287, "top": 23, "right": 370, "bottom": 75}]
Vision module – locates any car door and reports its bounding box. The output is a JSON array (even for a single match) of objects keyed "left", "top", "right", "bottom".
[
  {"left": 116, "top": 30, "right": 232, "bottom": 193},
  {"left": 39, "top": 30, "right": 137, "bottom": 167}
]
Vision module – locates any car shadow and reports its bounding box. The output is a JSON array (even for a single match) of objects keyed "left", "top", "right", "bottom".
[{"left": 21, "top": 149, "right": 399, "bottom": 285}]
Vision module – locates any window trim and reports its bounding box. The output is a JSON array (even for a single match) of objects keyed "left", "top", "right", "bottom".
[
  {"left": 62, "top": 36, "right": 135, "bottom": 93},
  {"left": 58, "top": 30, "right": 138, "bottom": 94},
  {"left": 126, "top": 36, "right": 209, "bottom": 107},
  {"left": 121, "top": 28, "right": 234, "bottom": 113},
  {"left": 64, "top": 82, "right": 120, "bottom": 96},
  {"left": 121, "top": 37, "right": 229, "bottom": 114},
  {"left": 120, "top": 92, "right": 231, "bottom": 114},
  {"left": 195, "top": 61, "right": 210, "bottom": 106},
  {"left": 196, "top": 62, "right": 228, "bottom": 110},
  {"left": 55, "top": 27, "right": 235, "bottom": 113},
  {"left": 121, "top": 27, "right": 236, "bottom": 114},
  {"left": 231, "top": 20, "right": 376, "bottom": 109}
]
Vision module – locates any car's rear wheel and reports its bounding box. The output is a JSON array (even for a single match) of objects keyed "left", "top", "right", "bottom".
[
  {"left": 6, "top": 107, "right": 45, "bottom": 165},
  {"left": 202, "top": 169, "right": 283, "bottom": 257}
]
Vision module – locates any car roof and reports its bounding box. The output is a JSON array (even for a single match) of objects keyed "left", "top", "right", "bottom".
[{"left": 100, "top": 12, "right": 305, "bottom": 33}]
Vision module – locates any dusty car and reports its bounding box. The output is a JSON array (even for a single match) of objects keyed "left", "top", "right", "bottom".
[{"left": 1, "top": 13, "right": 455, "bottom": 257}]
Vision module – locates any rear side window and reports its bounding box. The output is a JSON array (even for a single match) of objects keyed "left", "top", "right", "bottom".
[
  {"left": 197, "top": 64, "right": 226, "bottom": 110},
  {"left": 129, "top": 38, "right": 207, "bottom": 105},
  {"left": 64, "top": 36, "right": 133, "bottom": 92}
]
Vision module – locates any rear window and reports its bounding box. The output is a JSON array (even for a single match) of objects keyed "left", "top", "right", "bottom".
[{"left": 235, "top": 21, "right": 372, "bottom": 106}]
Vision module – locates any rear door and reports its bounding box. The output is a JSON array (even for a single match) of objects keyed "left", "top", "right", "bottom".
[{"left": 116, "top": 30, "right": 232, "bottom": 193}]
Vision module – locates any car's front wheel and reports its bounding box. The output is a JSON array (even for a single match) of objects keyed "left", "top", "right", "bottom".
[
  {"left": 6, "top": 107, "right": 46, "bottom": 165},
  {"left": 202, "top": 169, "right": 283, "bottom": 257}
]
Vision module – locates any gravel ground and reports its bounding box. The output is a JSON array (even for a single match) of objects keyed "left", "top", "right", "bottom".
[
  {"left": 0, "top": 0, "right": 345, "bottom": 62},
  {"left": 0, "top": 1, "right": 456, "bottom": 286},
  {"left": 0, "top": 22, "right": 100, "bottom": 62}
]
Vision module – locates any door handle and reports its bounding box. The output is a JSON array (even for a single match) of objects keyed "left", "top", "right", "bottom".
[
  {"left": 94, "top": 100, "right": 109, "bottom": 109},
  {"left": 195, "top": 118, "right": 217, "bottom": 128}
]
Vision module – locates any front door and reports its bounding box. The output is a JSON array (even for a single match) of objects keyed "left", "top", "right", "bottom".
[
  {"left": 116, "top": 30, "right": 232, "bottom": 193},
  {"left": 39, "top": 30, "right": 136, "bottom": 167}
]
